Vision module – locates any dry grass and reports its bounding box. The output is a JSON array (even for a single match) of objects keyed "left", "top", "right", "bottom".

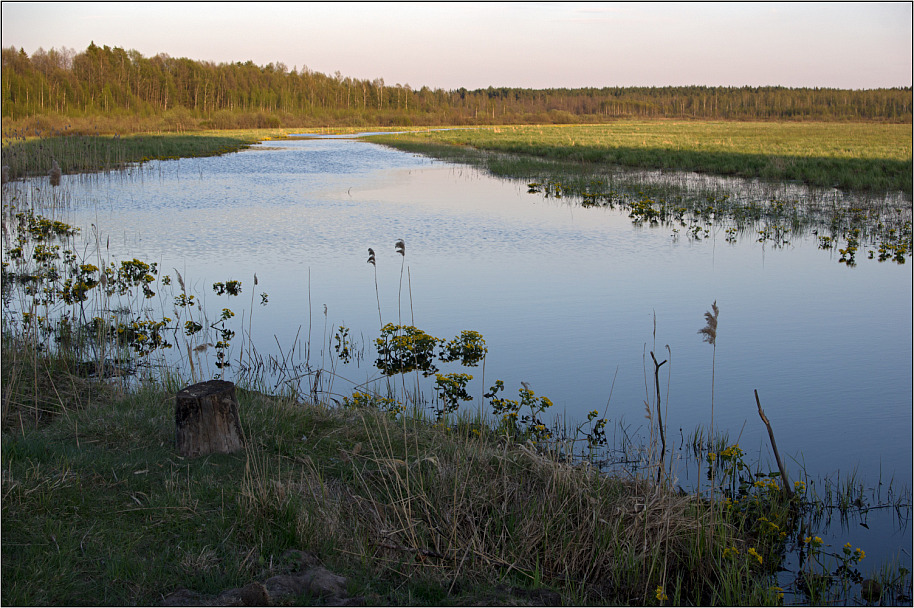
[
  {"left": 230, "top": 396, "right": 744, "bottom": 603},
  {"left": 1, "top": 338, "right": 121, "bottom": 433}
]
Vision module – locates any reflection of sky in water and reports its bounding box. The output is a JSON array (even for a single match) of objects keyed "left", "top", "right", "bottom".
[{"left": 34, "top": 140, "right": 912, "bottom": 510}]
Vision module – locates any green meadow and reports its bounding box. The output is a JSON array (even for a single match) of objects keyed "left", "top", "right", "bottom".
[{"left": 367, "top": 122, "right": 913, "bottom": 194}]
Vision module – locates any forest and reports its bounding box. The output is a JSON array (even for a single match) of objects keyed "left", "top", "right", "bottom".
[{"left": 2, "top": 42, "right": 912, "bottom": 132}]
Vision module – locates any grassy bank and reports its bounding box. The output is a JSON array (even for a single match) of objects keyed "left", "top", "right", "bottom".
[
  {"left": 0, "top": 342, "right": 808, "bottom": 606},
  {"left": 0, "top": 129, "right": 291, "bottom": 182},
  {"left": 366, "top": 122, "right": 914, "bottom": 195}
]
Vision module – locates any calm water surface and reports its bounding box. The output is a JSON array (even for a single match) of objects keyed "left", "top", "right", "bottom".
[{"left": 20, "top": 137, "right": 912, "bottom": 570}]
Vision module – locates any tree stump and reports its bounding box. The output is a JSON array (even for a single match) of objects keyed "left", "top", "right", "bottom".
[{"left": 175, "top": 380, "right": 244, "bottom": 458}]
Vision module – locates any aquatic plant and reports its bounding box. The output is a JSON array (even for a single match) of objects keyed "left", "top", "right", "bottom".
[
  {"left": 374, "top": 323, "right": 440, "bottom": 377},
  {"left": 372, "top": 128, "right": 912, "bottom": 267},
  {"left": 432, "top": 372, "right": 473, "bottom": 421}
]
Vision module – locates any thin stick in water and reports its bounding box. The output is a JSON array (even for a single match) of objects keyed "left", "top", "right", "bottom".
[{"left": 755, "top": 389, "right": 793, "bottom": 498}]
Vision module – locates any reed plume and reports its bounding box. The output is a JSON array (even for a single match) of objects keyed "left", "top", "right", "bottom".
[
  {"left": 698, "top": 300, "right": 718, "bottom": 345},
  {"left": 367, "top": 248, "right": 382, "bottom": 326},
  {"left": 49, "top": 160, "right": 61, "bottom": 187},
  {"left": 173, "top": 268, "right": 186, "bottom": 293},
  {"left": 395, "top": 239, "right": 405, "bottom": 326},
  {"left": 698, "top": 300, "right": 719, "bottom": 527}
]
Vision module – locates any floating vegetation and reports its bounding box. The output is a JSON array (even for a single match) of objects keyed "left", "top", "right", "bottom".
[{"left": 523, "top": 175, "right": 912, "bottom": 266}]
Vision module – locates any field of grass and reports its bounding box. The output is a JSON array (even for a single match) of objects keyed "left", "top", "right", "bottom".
[{"left": 367, "top": 122, "right": 914, "bottom": 194}]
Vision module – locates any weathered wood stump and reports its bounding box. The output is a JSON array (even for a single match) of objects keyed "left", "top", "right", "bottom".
[{"left": 175, "top": 380, "right": 244, "bottom": 458}]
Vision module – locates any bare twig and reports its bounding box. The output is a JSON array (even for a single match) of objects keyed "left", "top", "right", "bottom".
[
  {"left": 754, "top": 389, "right": 793, "bottom": 498},
  {"left": 650, "top": 351, "right": 667, "bottom": 484}
]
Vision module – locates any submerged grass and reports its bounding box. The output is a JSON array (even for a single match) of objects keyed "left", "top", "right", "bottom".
[{"left": 366, "top": 123, "right": 913, "bottom": 268}]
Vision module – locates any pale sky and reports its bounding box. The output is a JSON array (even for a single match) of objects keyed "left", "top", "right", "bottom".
[{"left": 2, "top": 2, "right": 911, "bottom": 90}]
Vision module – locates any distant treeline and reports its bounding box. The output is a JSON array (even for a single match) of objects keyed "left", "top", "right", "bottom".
[{"left": 3, "top": 43, "right": 912, "bottom": 132}]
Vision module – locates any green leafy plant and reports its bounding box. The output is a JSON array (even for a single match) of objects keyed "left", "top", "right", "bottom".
[
  {"left": 374, "top": 323, "right": 440, "bottom": 376},
  {"left": 432, "top": 372, "right": 473, "bottom": 421},
  {"left": 440, "top": 330, "right": 487, "bottom": 366},
  {"left": 333, "top": 325, "right": 353, "bottom": 364},
  {"left": 486, "top": 380, "right": 553, "bottom": 443}
]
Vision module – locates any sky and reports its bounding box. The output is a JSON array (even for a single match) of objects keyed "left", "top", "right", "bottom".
[{"left": 1, "top": 2, "right": 911, "bottom": 90}]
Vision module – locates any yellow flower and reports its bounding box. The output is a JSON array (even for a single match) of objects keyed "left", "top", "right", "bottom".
[
  {"left": 655, "top": 586, "right": 668, "bottom": 601},
  {"left": 748, "top": 547, "right": 763, "bottom": 564}
]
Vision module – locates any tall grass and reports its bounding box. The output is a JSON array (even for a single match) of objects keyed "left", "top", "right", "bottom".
[
  {"left": 6, "top": 338, "right": 908, "bottom": 605},
  {"left": 0, "top": 350, "right": 782, "bottom": 605}
]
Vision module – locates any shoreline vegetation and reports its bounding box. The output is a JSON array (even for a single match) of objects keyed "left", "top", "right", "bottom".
[
  {"left": 4, "top": 335, "right": 909, "bottom": 606},
  {"left": 0, "top": 129, "right": 284, "bottom": 182},
  {"left": 365, "top": 122, "right": 913, "bottom": 195},
  {"left": 363, "top": 124, "right": 912, "bottom": 269},
  {"left": 3, "top": 120, "right": 912, "bottom": 195}
]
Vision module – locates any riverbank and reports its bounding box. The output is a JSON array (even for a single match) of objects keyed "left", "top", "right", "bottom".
[
  {"left": 365, "top": 122, "right": 914, "bottom": 195},
  {"left": 4, "top": 122, "right": 911, "bottom": 194},
  {"left": 0, "top": 341, "right": 807, "bottom": 606},
  {"left": 0, "top": 129, "right": 290, "bottom": 182}
]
